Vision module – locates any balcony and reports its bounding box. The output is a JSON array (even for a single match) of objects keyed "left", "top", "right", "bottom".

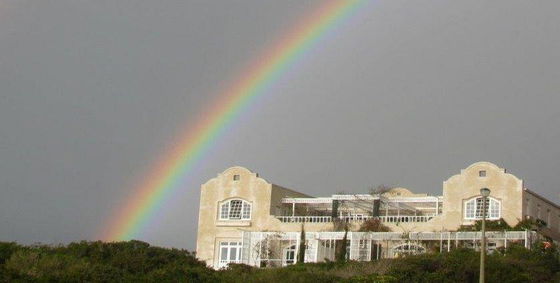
[{"left": 275, "top": 215, "right": 436, "bottom": 223}]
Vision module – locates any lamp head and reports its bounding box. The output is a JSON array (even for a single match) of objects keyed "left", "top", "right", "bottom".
[{"left": 480, "top": 188, "right": 491, "bottom": 197}]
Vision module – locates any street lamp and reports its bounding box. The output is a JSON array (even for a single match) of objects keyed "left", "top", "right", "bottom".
[{"left": 479, "top": 188, "right": 491, "bottom": 283}]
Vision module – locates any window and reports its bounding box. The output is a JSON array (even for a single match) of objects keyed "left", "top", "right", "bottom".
[
  {"left": 219, "top": 199, "right": 251, "bottom": 220},
  {"left": 392, "top": 243, "right": 425, "bottom": 257},
  {"left": 487, "top": 242, "right": 497, "bottom": 254},
  {"left": 219, "top": 242, "right": 242, "bottom": 268},
  {"left": 464, "top": 197, "right": 501, "bottom": 220},
  {"left": 233, "top": 174, "right": 240, "bottom": 181},
  {"left": 479, "top": 170, "right": 486, "bottom": 177},
  {"left": 526, "top": 198, "right": 531, "bottom": 216},
  {"left": 358, "top": 239, "right": 369, "bottom": 261},
  {"left": 547, "top": 210, "right": 551, "bottom": 228},
  {"left": 283, "top": 245, "right": 296, "bottom": 266}
]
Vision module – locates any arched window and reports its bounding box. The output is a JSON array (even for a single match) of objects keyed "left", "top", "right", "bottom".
[
  {"left": 464, "top": 196, "right": 500, "bottom": 220},
  {"left": 219, "top": 199, "right": 251, "bottom": 220}
]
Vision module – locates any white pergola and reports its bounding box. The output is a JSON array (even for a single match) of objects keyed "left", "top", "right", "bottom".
[
  {"left": 279, "top": 194, "right": 443, "bottom": 220},
  {"left": 240, "top": 230, "right": 537, "bottom": 267}
]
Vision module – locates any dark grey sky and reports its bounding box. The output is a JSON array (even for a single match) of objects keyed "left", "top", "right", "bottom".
[{"left": 1, "top": 0, "right": 559, "bottom": 250}]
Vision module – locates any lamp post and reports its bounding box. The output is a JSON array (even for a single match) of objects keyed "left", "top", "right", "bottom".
[{"left": 479, "top": 188, "right": 491, "bottom": 283}]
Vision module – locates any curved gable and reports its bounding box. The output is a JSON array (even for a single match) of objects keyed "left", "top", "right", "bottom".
[
  {"left": 202, "top": 166, "right": 271, "bottom": 186},
  {"left": 442, "top": 161, "right": 524, "bottom": 228},
  {"left": 444, "top": 161, "right": 522, "bottom": 184},
  {"left": 464, "top": 161, "right": 503, "bottom": 173}
]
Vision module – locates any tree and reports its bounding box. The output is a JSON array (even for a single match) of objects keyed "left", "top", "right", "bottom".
[
  {"left": 513, "top": 218, "right": 546, "bottom": 231},
  {"left": 334, "top": 219, "right": 349, "bottom": 262},
  {"left": 457, "top": 218, "right": 512, "bottom": 231},
  {"left": 0, "top": 242, "right": 19, "bottom": 265},
  {"left": 358, "top": 218, "right": 390, "bottom": 232},
  {"left": 297, "top": 223, "right": 306, "bottom": 264},
  {"left": 369, "top": 185, "right": 393, "bottom": 195}
]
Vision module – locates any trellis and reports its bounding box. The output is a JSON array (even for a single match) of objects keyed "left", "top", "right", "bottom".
[{"left": 240, "top": 230, "right": 537, "bottom": 267}]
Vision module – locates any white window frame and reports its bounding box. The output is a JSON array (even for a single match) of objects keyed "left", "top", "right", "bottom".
[
  {"left": 464, "top": 196, "right": 501, "bottom": 220},
  {"left": 219, "top": 199, "right": 252, "bottom": 220},
  {"left": 282, "top": 245, "right": 296, "bottom": 266},
  {"left": 218, "top": 241, "right": 242, "bottom": 268}
]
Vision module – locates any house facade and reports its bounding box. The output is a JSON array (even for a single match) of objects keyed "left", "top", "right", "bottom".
[{"left": 196, "top": 162, "right": 560, "bottom": 269}]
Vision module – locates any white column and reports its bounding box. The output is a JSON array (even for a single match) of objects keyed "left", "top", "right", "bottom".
[
  {"left": 312, "top": 238, "right": 318, "bottom": 263},
  {"left": 439, "top": 232, "right": 443, "bottom": 253},
  {"left": 258, "top": 233, "right": 263, "bottom": 266},
  {"left": 348, "top": 232, "right": 353, "bottom": 260},
  {"left": 241, "top": 232, "right": 246, "bottom": 265},
  {"left": 447, "top": 232, "right": 451, "bottom": 252},
  {"left": 295, "top": 235, "right": 300, "bottom": 263}
]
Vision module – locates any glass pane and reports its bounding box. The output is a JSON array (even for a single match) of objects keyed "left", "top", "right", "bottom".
[
  {"left": 229, "top": 200, "right": 242, "bottom": 219},
  {"left": 221, "top": 247, "right": 228, "bottom": 260},
  {"left": 221, "top": 203, "right": 229, "bottom": 219},
  {"left": 466, "top": 200, "right": 475, "bottom": 218},
  {"left": 490, "top": 199, "right": 500, "bottom": 218},
  {"left": 242, "top": 203, "right": 251, "bottom": 219},
  {"left": 229, "top": 247, "right": 237, "bottom": 260}
]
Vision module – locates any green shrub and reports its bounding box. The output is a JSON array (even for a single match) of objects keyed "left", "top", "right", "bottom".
[{"left": 0, "top": 240, "right": 558, "bottom": 282}]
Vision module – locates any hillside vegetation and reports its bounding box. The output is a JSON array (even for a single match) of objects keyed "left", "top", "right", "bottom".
[{"left": 1, "top": 240, "right": 558, "bottom": 282}]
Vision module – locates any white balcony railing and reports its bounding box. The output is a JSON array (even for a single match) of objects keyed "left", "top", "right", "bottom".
[
  {"left": 275, "top": 215, "right": 436, "bottom": 223},
  {"left": 276, "top": 216, "right": 333, "bottom": 223},
  {"left": 378, "top": 215, "right": 435, "bottom": 223}
]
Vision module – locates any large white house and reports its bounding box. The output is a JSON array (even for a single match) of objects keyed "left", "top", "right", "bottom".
[{"left": 196, "top": 162, "right": 560, "bottom": 269}]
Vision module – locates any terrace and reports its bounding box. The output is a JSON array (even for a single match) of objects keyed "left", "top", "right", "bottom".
[{"left": 274, "top": 194, "right": 442, "bottom": 224}]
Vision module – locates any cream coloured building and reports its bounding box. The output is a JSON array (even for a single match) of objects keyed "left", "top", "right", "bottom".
[{"left": 196, "top": 162, "right": 559, "bottom": 269}]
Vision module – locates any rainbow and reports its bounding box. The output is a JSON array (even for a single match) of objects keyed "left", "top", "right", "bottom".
[{"left": 102, "top": 0, "right": 367, "bottom": 241}]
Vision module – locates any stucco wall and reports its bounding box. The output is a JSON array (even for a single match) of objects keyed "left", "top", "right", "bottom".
[
  {"left": 442, "top": 162, "right": 523, "bottom": 230},
  {"left": 196, "top": 166, "right": 273, "bottom": 267},
  {"left": 523, "top": 189, "right": 560, "bottom": 238}
]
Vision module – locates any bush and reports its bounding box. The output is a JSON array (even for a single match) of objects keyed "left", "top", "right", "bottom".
[
  {"left": 0, "top": 240, "right": 558, "bottom": 282},
  {"left": 358, "top": 219, "right": 390, "bottom": 232},
  {"left": 0, "top": 240, "right": 210, "bottom": 282},
  {"left": 457, "top": 218, "right": 512, "bottom": 231}
]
